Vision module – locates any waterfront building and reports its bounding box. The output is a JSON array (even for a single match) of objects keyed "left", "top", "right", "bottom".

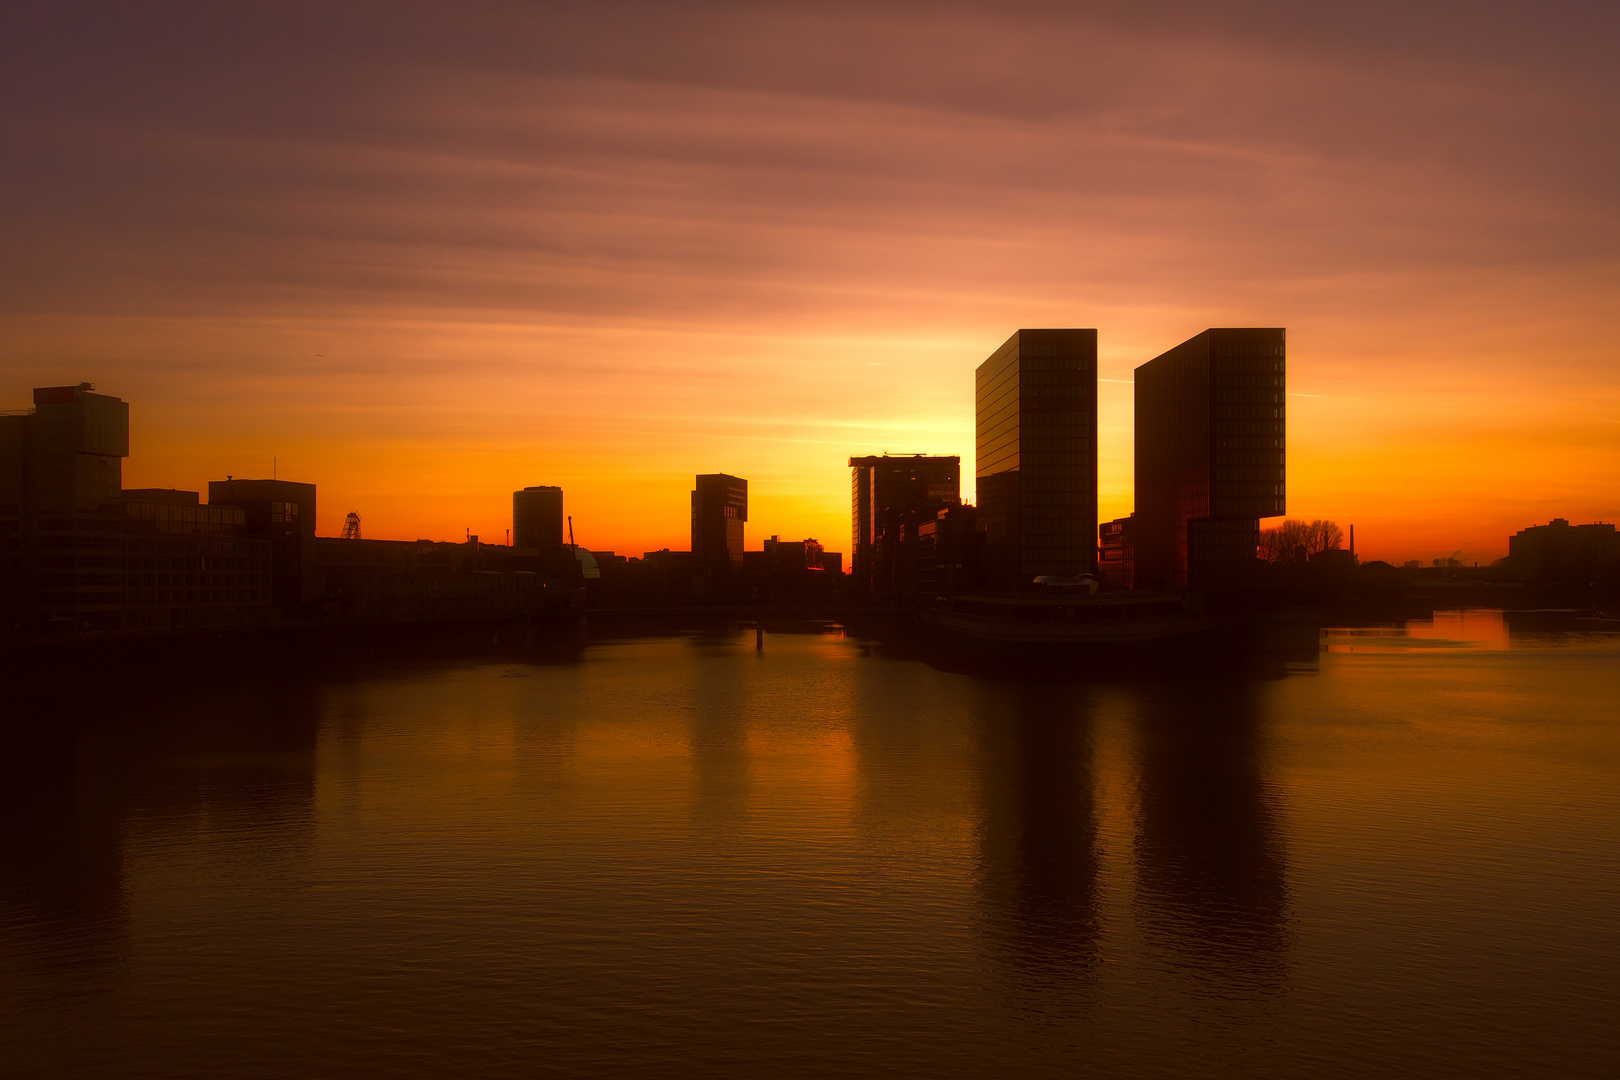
[
  {"left": 975, "top": 329, "right": 1098, "bottom": 588},
  {"left": 1098, "top": 513, "right": 1135, "bottom": 589},
  {"left": 0, "top": 383, "right": 130, "bottom": 633},
  {"left": 1508, "top": 519, "right": 1619, "bottom": 581},
  {"left": 312, "top": 535, "right": 581, "bottom": 622},
  {"left": 1134, "top": 328, "right": 1286, "bottom": 590},
  {"left": 917, "top": 503, "right": 982, "bottom": 596},
  {"left": 512, "top": 485, "right": 564, "bottom": 549},
  {"left": 208, "top": 477, "right": 318, "bottom": 617},
  {"left": 762, "top": 535, "right": 823, "bottom": 574},
  {"left": 691, "top": 473, "right": 747, "bottom": 570},
  {"left": 848, "top": 453, "right": 960, "bottom": 597},
  {"left": 122, "top": 488, "right": 273, "bottom": 631}
]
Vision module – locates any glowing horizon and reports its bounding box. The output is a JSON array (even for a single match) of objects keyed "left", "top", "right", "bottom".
[{"left": 3, "top": 3, "right": 1616, "bottom": 565}]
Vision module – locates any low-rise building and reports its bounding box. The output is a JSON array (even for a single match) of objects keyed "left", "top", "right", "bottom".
[{"left": 1508, "top": 519, "right": 1619, "bottom": 581}]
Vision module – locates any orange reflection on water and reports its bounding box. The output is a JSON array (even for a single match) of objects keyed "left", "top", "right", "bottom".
[{"left": 1324, "top": 609, "right": 1507, "bottom": 653}]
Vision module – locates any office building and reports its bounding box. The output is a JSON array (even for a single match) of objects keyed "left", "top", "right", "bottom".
[
  {"left": 208, "top": 477, "right": 318, "bottom": 617},
  {"left": 691, "top": 473, "right": 747, "bottom": 570},
  {"left": 917, "top": 504, "right": 981, "bottom": 596},
  {"left": 122, "top": 488, "right": 273, "bottom": 631},
  {"left": 849, "top": 453, "right": 960, "bottom": 596},
  {"left": 1098, "top": 514, "right": 1135, "bottom": 589},
  {"left": 1508, "top": 519, "right": 1619, "bottom": 582},
  {"left": 1, "top": 383, "right": 130, "bottom": 633},
  {"left": 1134, "top": 328, "right": 1285, "bottom": 590},
  {"left": 975, "top": 329, "right": 1098, "bottom": 588},
  {"left": 513, "top": 485, "right": 564, "bottom": 549}
]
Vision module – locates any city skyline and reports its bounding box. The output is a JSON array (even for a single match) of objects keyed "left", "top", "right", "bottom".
[
  {"left": 3, "top": 4, "right": 1617, "bottom": 563},
  {"left": 3, "top": 353, "right": 1613, "bottom": 570}
]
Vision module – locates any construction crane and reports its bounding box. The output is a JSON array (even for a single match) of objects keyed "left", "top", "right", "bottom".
[{"left": 340, "top": 512, "right": 361, "bottom": 540}]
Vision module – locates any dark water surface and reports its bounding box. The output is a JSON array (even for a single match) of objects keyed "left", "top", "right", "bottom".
[{"left": 3, "top": 612, "right": 1618, "bottom": 1077}]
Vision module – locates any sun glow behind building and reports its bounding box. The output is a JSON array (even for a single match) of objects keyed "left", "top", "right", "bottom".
[{"left": 1, "top": 4, "right": 1617, "bottom": 562}]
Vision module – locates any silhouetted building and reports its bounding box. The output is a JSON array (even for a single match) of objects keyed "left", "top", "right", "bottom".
[
  {"left": 311, "top": 535, "right": 581, "bottom": 622},
  {"left": 513, "top": 485, "right": 564, "bottom": 549},
  {"left": 746, "top": 536, "right": 844, "bottom": 604},
  {"left": 122, "top": 488, "right": 273, "bottom": 631},
  {"left": 691, "top": 473, "right": 747, "bottom": 571},
  {"left": 762, "top": 535, "right": 822, "bottom": 574},
  {"left": 1098, "top": 514, "right": 1135, "bottom": 590},
  {"left": 1, "top": 383, "right": 129, "bottom": 634},
  {"left": 849, "top": 453, "right": 960, "bottom": 597},
  {"left": 585, "top": 547, "right": 698, "bottom": 607},
  {"left": 975, "top": 330, "right": 1098, "bottom": 589},
  {"left": 1508, "top": 519, "right": 1619, "bottom": 582},
  {"left": 208, "top": 478, "right": 317, "bottom": 618},
  {"left": 917, "top": 503, "right": 982, "bottom": 596},
  {"left": 1134, "top": 328, "right": 1285, "bottom": 590}
]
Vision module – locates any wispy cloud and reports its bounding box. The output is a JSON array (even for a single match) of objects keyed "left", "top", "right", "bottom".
[{"left": 1, "top": 2, "right": 1616, "bottom": 551}]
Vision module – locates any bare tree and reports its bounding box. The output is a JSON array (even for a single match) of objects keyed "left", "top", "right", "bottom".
[
  {"left": 1305, "top": 519, "right": 1344, "bottom": 555},
  {"left": 1259, "top": 519, "right": 1343, "bottom": 564}
]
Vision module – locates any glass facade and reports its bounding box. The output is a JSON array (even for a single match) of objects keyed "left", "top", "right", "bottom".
[
  {"left": 691, "top": 474, "right": 748, "bottom": 570},
  {"left": 848, "top": 454, "right": 960, "bottom": 596},
  {"left": 1134, "top": 328, "right": 1285, "bottom": 589},
  {"left": 974, "top": 329, "right": 1098, "bottom": 586}
]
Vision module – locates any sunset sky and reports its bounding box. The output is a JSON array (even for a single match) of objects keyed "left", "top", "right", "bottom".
[{"left": 3, "top": 1, "right": 1616, "bottom": 563}]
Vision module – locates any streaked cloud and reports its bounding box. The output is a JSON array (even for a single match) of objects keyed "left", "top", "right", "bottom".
[{"left": 1, "top": 1, "right": 1616, "bottom": 558}]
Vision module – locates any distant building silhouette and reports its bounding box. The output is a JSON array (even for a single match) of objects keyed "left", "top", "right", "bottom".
[
  {"left": 1134, "top": 329, "right": 1285, "bottom": 590},
  {"left": 3, "top": 385, "right": 274, "bottom": 635},
  {"left": 975, "top": 330, "right": 1098, "bottom": 588},
  {"left": 1098, "top": 514, "right": 1135, "bottom": 589},
  {"left": 1, "top": 384, "right": 130, "bottom": 633},
  {"left": 311, "top": 535, "right": 581, "bottom": 622},
  {"left": 1508, "top": 519, "right": 1619, "bottom": 581},
  {"left": 1, "top": 384, "right": 602, "bottom": 638},
  {"left": 512, "top": 485, "right": 563, "bottom": 549},
  {"left": 849, "top": 453, "right": 960, "bottom": 597},
  {"left": 917, "top": 503, "right": 981, "bottom": 596},
  {"left": 208, "top": 478, "right": 318, "bottom": 617},
  {"left": 122, "top": 487, "right": 273, "bottom": 631},
  {"left": 762, "top": 535, "right": 823, "bottom": 574},
  {"left": 691, "top": 473, "right": 747, "bottom": 571}
]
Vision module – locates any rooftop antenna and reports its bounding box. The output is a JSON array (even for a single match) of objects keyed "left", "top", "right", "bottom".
[{"left": 273, "top": 456, "right": 277, "bottom": 480}]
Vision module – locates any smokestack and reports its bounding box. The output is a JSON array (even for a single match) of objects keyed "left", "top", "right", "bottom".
[{"left": 1350, "top": 524, "right": 1355, "bottom": 558}]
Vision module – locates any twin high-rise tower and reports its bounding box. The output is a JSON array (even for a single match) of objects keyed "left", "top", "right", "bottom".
[
  {"left": 971, "top": 326, "right": 1286, "bottom": 590},
  {"left": 974, "top": 329, "right": 1099, "bottom": 586},
  {"left": 1134, "top": 328, "right": 1286, "bottom": 590}
]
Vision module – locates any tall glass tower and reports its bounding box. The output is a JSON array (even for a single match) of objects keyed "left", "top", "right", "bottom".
[
  {"left": 1133, "top": 328, "right": 1286, "bottom": 590},
  {"left": 974, "top": 329, "right": 1098, "bottom": 588}
]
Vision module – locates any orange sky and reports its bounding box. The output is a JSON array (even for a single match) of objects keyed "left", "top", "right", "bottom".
[{"left": 3, "top": 2, "right": 1617, "bottom": 564}]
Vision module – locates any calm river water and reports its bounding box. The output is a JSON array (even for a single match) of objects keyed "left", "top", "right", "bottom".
[{"left": 3, "top": 611, "right": 1618, "bottom": 1077}]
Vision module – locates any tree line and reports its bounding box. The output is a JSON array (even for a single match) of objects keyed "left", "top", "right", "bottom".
[{"left": 1258, "top": 519, "right": 1344, "bottom": 565}]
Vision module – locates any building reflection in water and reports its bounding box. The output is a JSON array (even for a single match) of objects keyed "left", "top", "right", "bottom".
[
  {"left": 0, "top": 677, "right": 321, "bottom": 968},
  {"left": 686, "top": 631, "right": 752, "bottom": 829},
  {"left": 1130, "top": 680, "right": 1290, "bottom": 992},
  {"left": 972, "top": 684, "right": 1100, "bottom": 979},
  {"left": 0, "top": 726, "right": 128, "bottom": 966}
]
